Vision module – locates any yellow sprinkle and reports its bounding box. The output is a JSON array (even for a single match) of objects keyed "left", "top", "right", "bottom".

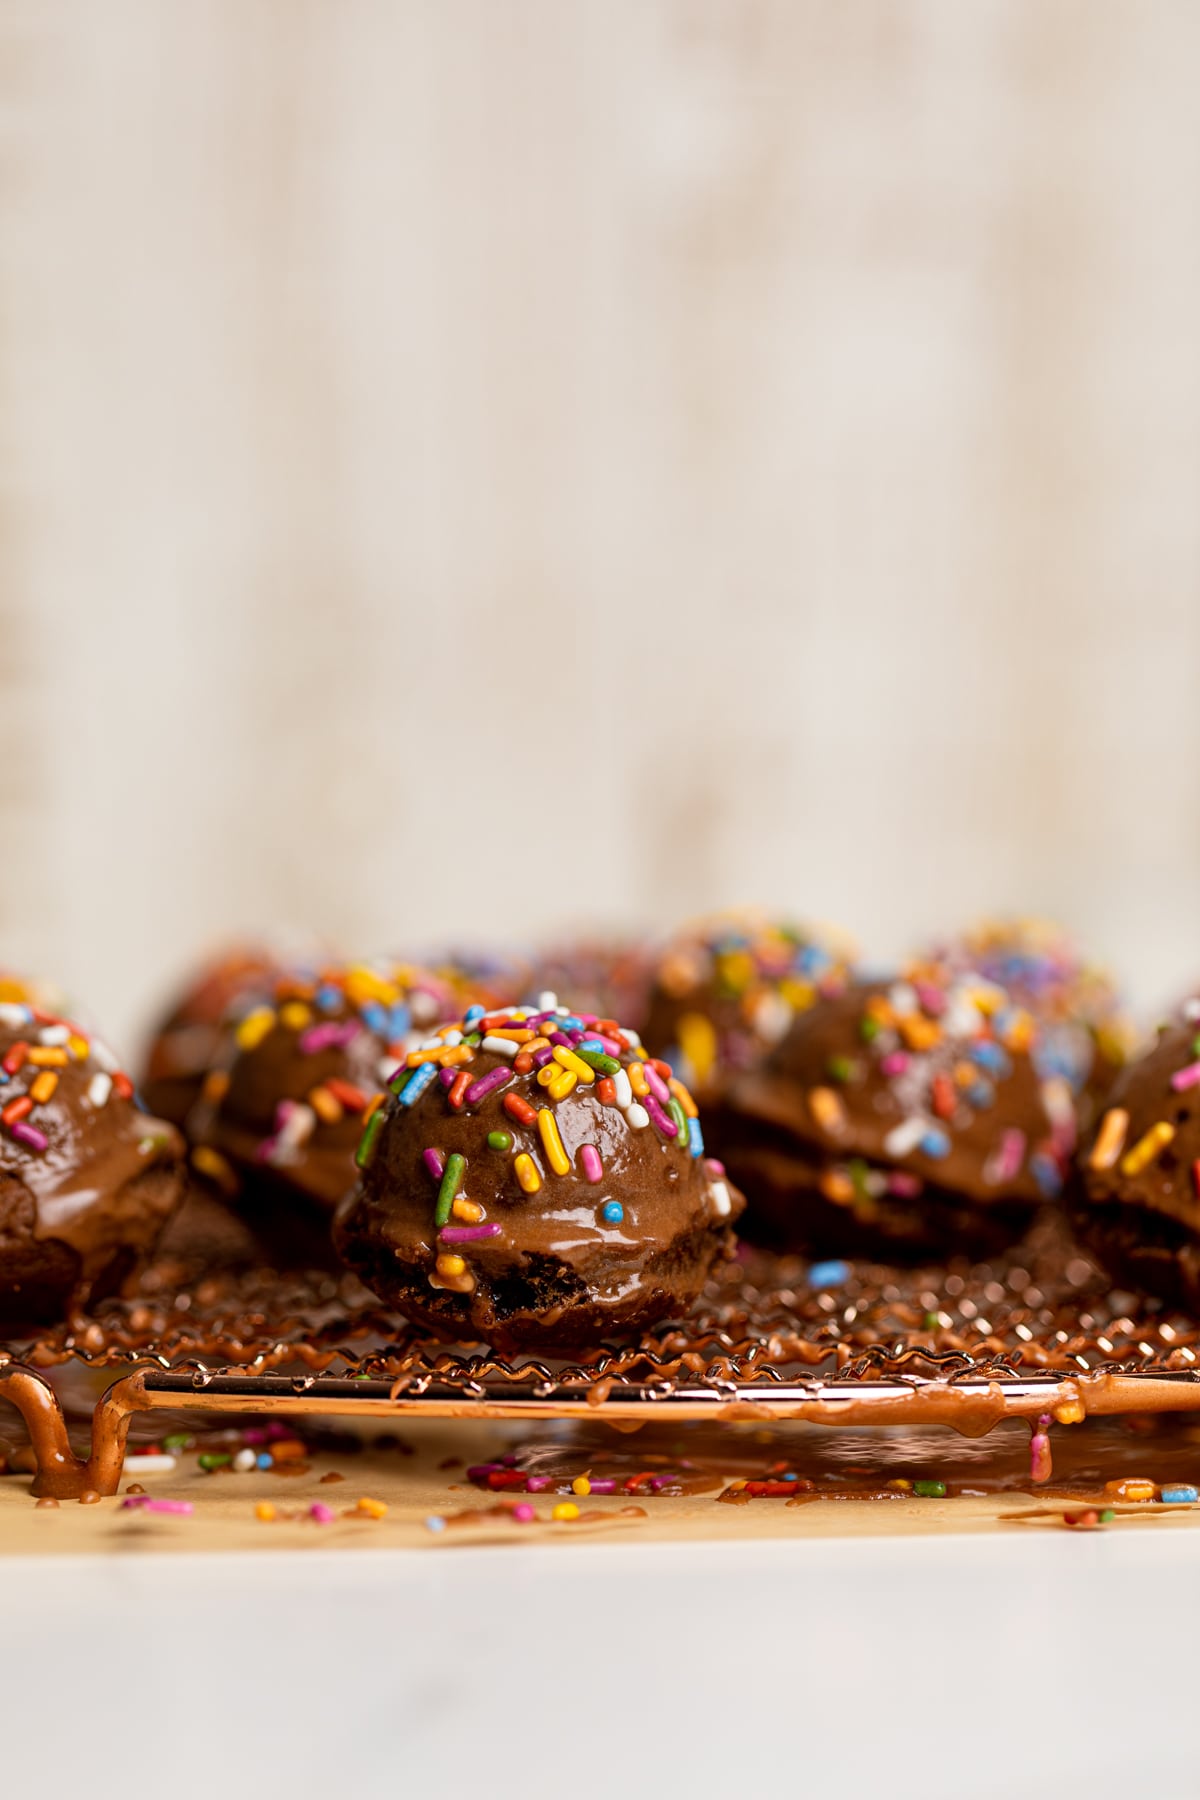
[
  {"left": 1053, "top": 1400, "right": 1085, "bottom": 1426},
  {"left": 668, "top": 1077, "right": 699, "bottom": 1118},
  {"left": 547, "top": 1070, "right": 577, "bottom": 1102},
  {"left": 571, "top": 1475, "right": 592, "bottom": 1496},
  {"left": 514, "top": 1153, "right": 542, "bottom": 1194},
  {"left": 356, "top": 1496, "right": 387, "bottom": 1519},
  {"left": 202, "top": 1068, "right": 230, "bottom": 1105},
  {"left": 236, "top": 1008, "right": 276, "bottom": 1052},
  {"left": 899, "top": 1015, "right": 941, "bottom": 1052},
  {"left": 552, "top": 1045, "right": 595, "bottom": 1084},
  {"left": 778, "top": 977, "right": 816, "bottom": 1014},
  {"left": 677, "top": 1013, "right": 718, "bottom": 1086},
  {"left": 716, "top": 948, "right": 755, "bottom": 993},
  {"left": 536, "top": 1065, "right": 557, "bottom": 1088},
  {"left": 255, "top": 1502, "right": 277, "bottom": 1522},
  {"left": 452, "top": 1196, "right": 485, "bottom": 1223},
  {"left": 29, "top": 1071, "right": 58, "bottom": 1105},
  {"left": 67, "top": 1034, "right": 90, "bottom": 1061},
  {"left": 436, "top": 1252, "right": 466, "bottom": 1278},
  {"left": 1090, "top": 1107, "right": 1130, "bottom": 1171},
  {"left": 1003, "top": 1012, "right": 1035, "bottom": 1053},
  {"left": 279, "top": 1001, "right": 312, "bottom": 1031},
  {"left": 628, "top": 1061, "right": 650, "bottom": 1097},
  {"left": 1120, "top": 1120, "right": 1175, "bottom": 1178},
  {"left": 886, "top": 1479, "right": 913, "bottom": 1492},
  {"left": 27, "top": 1048, "right": 67, "bottom": 1068},
  {"left": 538, "top": 1107, "right": 571, "bottom": 1175},
  {"left": 343, "top": 966, "right": 398, "bottom": 1006},
  {"left": 808, "top": 1086, "right": 847, "bottom": 1135},
  {"left": 308, "top": 1085, "right": 343, "bottom": 1125},
  {"left": 552, "top": 1502, "right": 580, "bottom": 1522}
]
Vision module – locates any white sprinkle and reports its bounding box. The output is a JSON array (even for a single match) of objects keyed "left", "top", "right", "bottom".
[
  {"left": 709, "top": 1181, "right": 732, "bottom": 1218},
  {"left": 441, "top": 1030, "right": 463, "bottom": 1047},
  {"left": 90, "top": 1038, "right": 120, "bottom": 1073},
  {"left": 623, "top": 1029, "right": 643, "bottom": 1048},
  {"left": 625, "top": 1102, "right": 650, "bottom": 1130},
  {"left": 278, "top": 1103, "right": 316, "bottom": 1149},
  {"left": 124, "top": 1453, "right": 177, "bottom": 1475},
  {"left": 232, "top": 1447, "right": 256, "bottom": 1473},
  {"left": 0, "top": 1004, "right": 30, "bottom": 1030},
  {"left": 378, "top": 1057, "right": 402, "bottom": 1084},
  {"left": 1185, "top": 999, "right": 1200, "bottom": 1022},
  {"left": 87, "top": 1072, "right": 113, "bottom": 1109},
  {"left": 38, "top": 1025, "right": 70, "bottom": 1047},
  {"left": 884, "top": 1117, "right": 926, "bottom": 1158},
  {"left": 410, "top": 992, "right": 441, "bottom": 1025},
  {"left": 887, "top": 982, "right": 918, "bottom": 1016},
  {"left": 612, "top": 1068, "right": 633, "bottom": 1110},
  {"left": 481, "top": 1035, "right": 519, "bottom": 1058},
  {"left": 537, "top": 991, "right": 559, "bottom": 1012}
]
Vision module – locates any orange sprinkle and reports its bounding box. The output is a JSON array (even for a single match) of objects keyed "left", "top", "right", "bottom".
[
  {"left": 362, "top": 1091, "right": 385, "bottom": 1123},
  {"left": 308, "top": 1086, "right": 343, "bottom": 1125},
  {"left": 2, "top": 1096, "right": 32, "bottom": 1126},
  {"left": 326, "top": 1078, "right": 369, "bottom": 1111},
  {"left": 596, "top": 1076, "right": 617, "bottom": 1105},
  {"left": 505, "top": 1093, "right": 538, "bottom": 1127},
  {"left": 668, "top": 1077, "right": 698, "bottom": 1119},
  {"left": 355, "top": 1496, "right": 387, "bottom": 1519},
  {"left": 27, "top": 1048, "right": 68, "bottom": 1068},
  {"left": 202, "top": 1069, "right": 230, "bottom": 1105},
  {"left": 448, "top": 1071, "right": 471, "bottom": 1110},
  {"left": 29, "top": 1071, "right": 58, "bottom": 1105}
]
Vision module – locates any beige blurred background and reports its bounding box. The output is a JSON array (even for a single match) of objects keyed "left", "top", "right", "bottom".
[{"left": 4, "top": 0, "right": 1200, "bottom": 1049}]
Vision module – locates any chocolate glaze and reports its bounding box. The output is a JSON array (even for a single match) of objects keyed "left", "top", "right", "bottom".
[
  {"left": 0, "top": 1012, "right": 183, "bottom": 1326},
  {"left": 1073, "top": 1016, "right": 1200, "bottom": 1308},
  {"left": 641, "top": 911, "right": 856, "bottom": 1102},
  {"left": 140, "top": 946, "right": 282, "bottom": 1129},
  {"left": 717, "top": 974, "right": 1066, "bottom": 1260},
  {"left": 333, "top": 1001, "right": 744, "bottom": 1350},
  {"left": 189, "top": 963, "right": 456, "bottom": 1265}
]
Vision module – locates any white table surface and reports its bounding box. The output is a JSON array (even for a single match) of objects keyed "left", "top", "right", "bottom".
[{"left": 4, "top": 1532, "right": 1193, "bottom": 1799}]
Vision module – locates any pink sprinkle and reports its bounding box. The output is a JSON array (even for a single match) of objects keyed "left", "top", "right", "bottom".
[
  {"left": 644, "top": 1095, "right": 677, "bottom": 1138},
  {"left": 704, "top": 1158, "right": 726, "bottom": 1176},
  {"left": 579, "top": 1144, "right": 604, "bottom": 1183},
  {"left": 887, "top": 1172, "right": 923, "bottom": 1197},
  {"left": 121, "top": 1496, "right": 193, "bottom": 1516},
  {"left": 299, "top": 1021, "right": 360, "bottom": 1055},
  {"left": 914, "top": 982, "right": 946, "bottom": 1015},
  {"left": 423, "top": 1147, "right": 445, "bottom": 1182},
  {"left": 525, "top": 1475, "right": 555, "bottom": 1492},
  {"left": 592, "top": 1035, "right": 622, "bottom": 1055},
  {"left": 463, "top": 1066, "right": 512, "bottom": 1106},
  {"left": 880, "top": 1052, "right": 909, "bottom": 1077},
  {"left": 439, "top": 1223, "right": 502, "bottom": 1243},
  {"left": 310, "top": 1503, "right": 336, "bottom": 1524},
  {"left": 996, "top": 1127, "right": 1026, "bottom": 1180},
  {"left": 11, "top": 1122, "right": 48, "bottom": 1152},
  {"left": 511, "top": 1503, "right": 535, "bottom": 1523},
  {"left": 1172, "top": 1061, "right": 1200, "bottom": 1091},
  {"left": 643, "top": 1063, "right": 671, "bottom": 1105}
]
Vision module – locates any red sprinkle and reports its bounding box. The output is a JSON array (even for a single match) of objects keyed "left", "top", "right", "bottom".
[
  {"left": 596, "top": 1077, "right": 617, "bottom": 1105},
  {"left": 2, "top": 1095, "right": 32, "bottom": 1126},
  {"left": 447, "top": 1071, "right": 471, "bottom": 1111},
  {"left": 326, "top": 1078, "right": 369, "bottom": 1111},
  {"left": 2, "top": 1043, "right": 27, "bottom": 1076},
  {"left": 113, "top": 1072, "right": 134, "bottom": 1100},
  {"left": 504, "top": 1093, "right": 538, "bottom": 1127}
]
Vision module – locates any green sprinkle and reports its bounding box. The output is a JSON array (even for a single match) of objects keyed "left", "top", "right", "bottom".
[
  {"left": 487, "top": 1130, "right": 512, "bottom": 1152},
  {"left": 576, "top": 1048, "right": 620, "bottom": 1075},
  {"left": 1192, "top": 1035, "right": 1200, "bottom": 1058},
  {"left": 1100, "top": 1507, "right": 1116, "bottom": 1522},
  {"left": 923, "top": 1311, "right": 939, "bottom": 1331},
  {"left": 464, "top": 1032, "right": 482, "bottom": 1047},
  {"left": 859, "top": 1016, "right": 880, "bottom": 1042},
  {"left": 162, "top": 1434, "right": 191, "bottom": 1452},
  {"left": 436, "top": 1151, "right": 465, "bottom": 1227},
  {"left": 356, "top": 1108, "right": 385, "bottom": 1169},
  {"left": 826, "top": 1055, "right": 854, "bottom": 1083},
  {"left": 668, "top": 1096, "right": 688, "bottom": 1144},
  {"left": 913, "top": 1480, "right": 946, "bottom": 1498},
  {"left": 198, "top": 1452, "right": 232, "bottom": 1472}
]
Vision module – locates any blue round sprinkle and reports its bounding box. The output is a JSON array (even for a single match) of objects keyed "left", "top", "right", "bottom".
[
  {"left": 601, "top": 1200, "right": 625, "bottom": 1224},
  {"left": 807, "top": 1259, "right": 850, "bottom": 1288},
  {"left": 256, "top": 1451, "right": 273, "bottom": 1469},
  {"left": 425, "top": 1515, "right": 447, "bottom": 1533}
]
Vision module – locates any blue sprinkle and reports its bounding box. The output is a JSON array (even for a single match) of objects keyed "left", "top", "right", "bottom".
[
  {"left": 577, "top": 1037, "right": 605, "bottom": 1053},
  {"left": 463, "top": 1005, "right": 486, "bottom": 1027},
  {"left": 920, "top": 1128, "right": 951, "bottom": 1160},
  {"left": 1031, "top": 1152, "right": 1062, "bottom": 1197},
  {"left": 0, "top": 1070, "right": 10, "bottom": 1085},
  {"left": 316, "top": 983, "right": 342, "bottom": 1014},
  {"left": 601, "top": 1200, "right": 625, "bottom": 1224},
  {"left": 425, "top": 1515, "right": 447, "bottom": 1533},
  {"left": 969, "top": 1041, "right": 1011, "bottom": 1077},
  {"left": 557, "top": 1014, "right": 585, "bottom": 1032},
  {"left": 399, "top": 1060, "right": 439, "bottom": 1107},
  {"left": 687, "top": 1117, "right": 704, "bottom": 1158},
  {"left": 1161, "top": 1484, "right": 1198, "bottom": 1505},
  {"left": 361, "top": 1001, "right": 389, "bottom": 1035},
  {"left": 256, "top": 1451, "right": 273, "bottom": 1469},
  {"left": 389, "top": 1002, "right": 412, "bottom": 1041},
  {"left": 782, "top": 1472, "right": 799, "bottom": 1482},
  {"left": 967, "top": 1079, "right": 995, "bottom": 1109},
  {"left": 807, "top": 1259, "right": 850, "bottom": 1288}
]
